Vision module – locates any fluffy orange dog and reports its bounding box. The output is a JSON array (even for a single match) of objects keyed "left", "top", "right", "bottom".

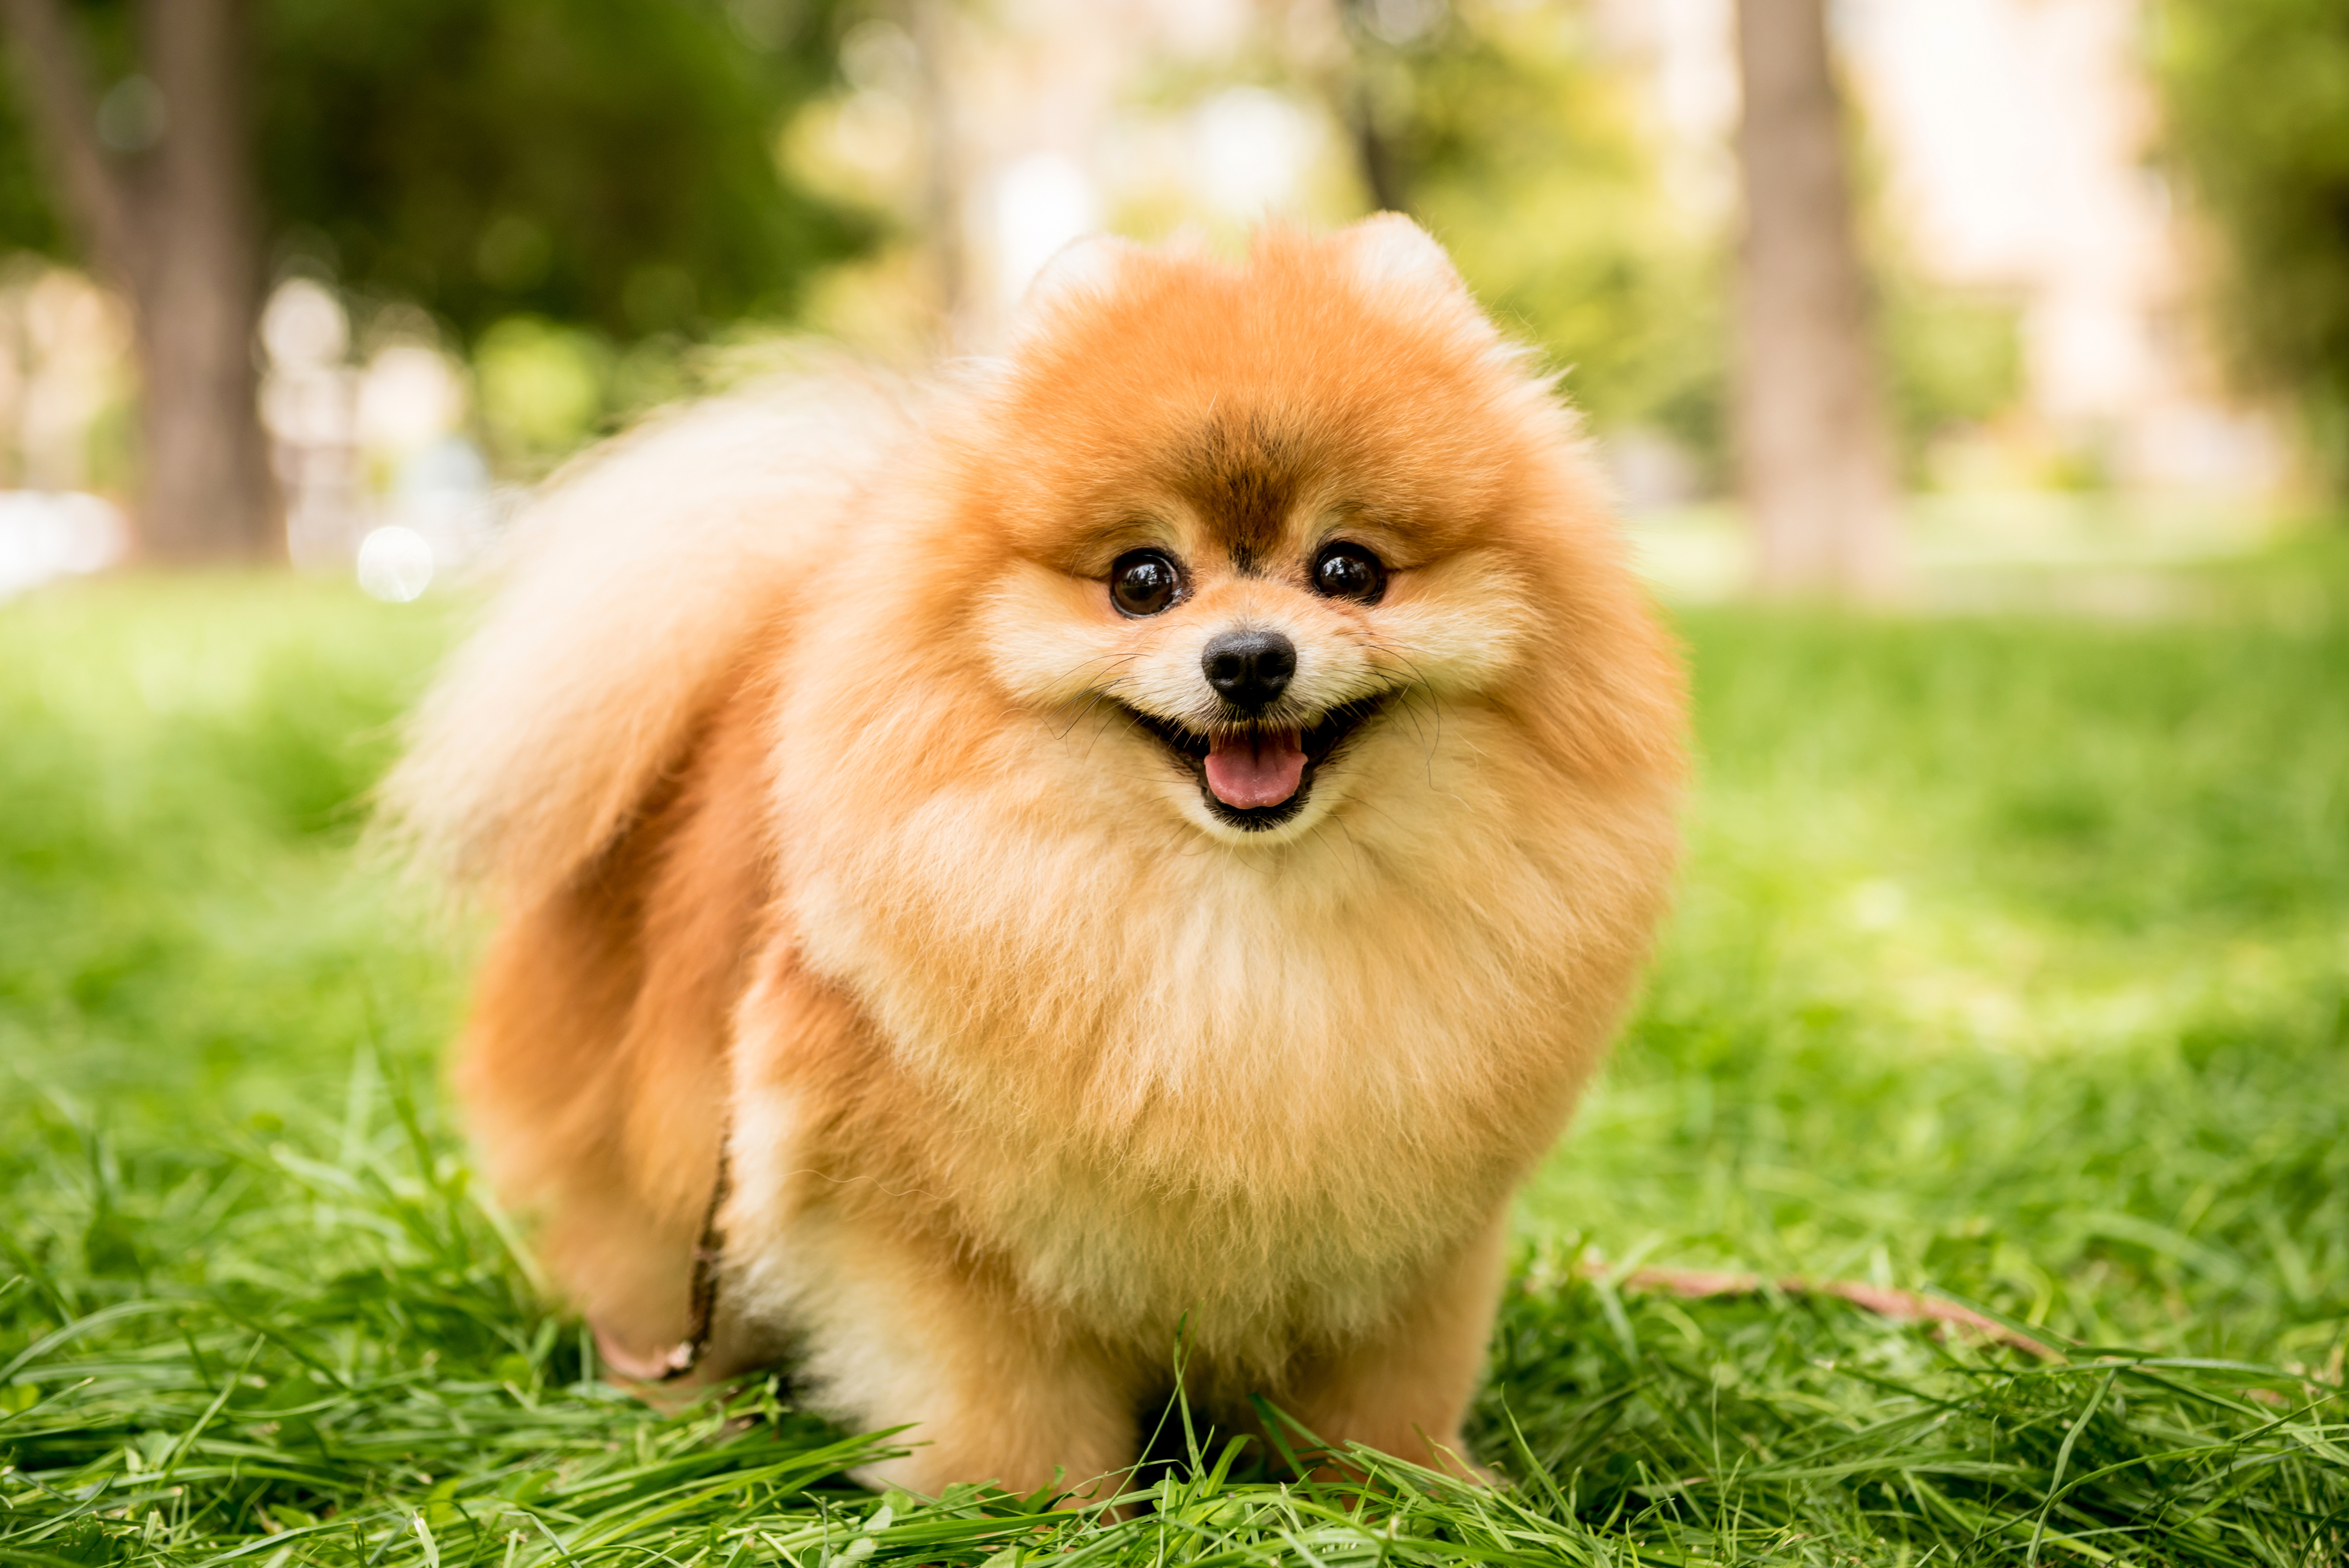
[{"left": 387, "top": 218, "right": 1683, "bottom": 1497}]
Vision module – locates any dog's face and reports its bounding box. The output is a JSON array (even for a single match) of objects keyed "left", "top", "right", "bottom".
[
  {"left": 966, "top": 221, "right": 1562, "bottom": 843},
  {"left": 987, "top": 440, "right": 1528, "bottom": 841}
]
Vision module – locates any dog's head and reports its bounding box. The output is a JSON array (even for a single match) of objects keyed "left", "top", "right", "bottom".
[{"left": 942, "top": 217, "right": 1674, "bottom": 846}]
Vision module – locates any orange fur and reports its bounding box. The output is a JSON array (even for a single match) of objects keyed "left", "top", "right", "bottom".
[{"left": 387, "top": 220, "right": 1686, "bottom": 1497}]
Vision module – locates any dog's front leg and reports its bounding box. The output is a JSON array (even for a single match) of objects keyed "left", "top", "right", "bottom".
[
  {"left": 783, "top": 1213, "right": 1141, "bottom": 1503},
  {"left": 1277, "top": 1212, "right": 1509, "bottom": 1482}
]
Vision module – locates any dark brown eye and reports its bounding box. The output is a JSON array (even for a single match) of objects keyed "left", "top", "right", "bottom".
[
  {"left": 1110, "top": 549, "right": 1183, "bottom": 617},
  {"left": 1312, "top": 542, "right": 1386, "bottom": 604}
]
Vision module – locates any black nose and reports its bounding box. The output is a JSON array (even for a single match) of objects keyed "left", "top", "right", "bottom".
[{"left": 1201, "top": 629, "right": 1296, "bottom": 711}]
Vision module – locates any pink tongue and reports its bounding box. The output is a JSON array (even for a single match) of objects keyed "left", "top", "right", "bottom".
[{"left": 1204, "top": 730, "right": 1307, "bottom": 809}]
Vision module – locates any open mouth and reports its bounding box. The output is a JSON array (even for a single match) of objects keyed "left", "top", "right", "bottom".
[{"left": 1120, "top": 696, "right": 1391, "bottom": 831}]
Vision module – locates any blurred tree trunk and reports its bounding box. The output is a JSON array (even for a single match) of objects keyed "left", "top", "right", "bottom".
[
  {"left": 0, "top": 0, "right": 278, "bottom": 564},
  {"left": 1334, "top": 0, "right": 1410, "bottom": 214},
  {"left": 1733, "top": 0, "right": 1899, "bottom": 600},
  {"left": 908, "top": 0, "right": 966, "bottom": 337}
]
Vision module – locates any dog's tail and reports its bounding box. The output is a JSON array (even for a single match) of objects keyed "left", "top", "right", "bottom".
[{"left": 378, "top": 373, "right": 911, "bottom": 907}]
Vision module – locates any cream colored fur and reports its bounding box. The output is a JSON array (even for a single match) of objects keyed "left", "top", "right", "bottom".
[
  {"left": 394, "top": 221, "right": 1686, "bottom": 1500},
  {"left": 381, "top": 374, "right": 915, "bottom": 899}
]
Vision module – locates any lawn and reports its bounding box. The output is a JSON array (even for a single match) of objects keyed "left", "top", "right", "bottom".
[{"left": 3, "top": 557, "right": 2347, "bottom": 1565}]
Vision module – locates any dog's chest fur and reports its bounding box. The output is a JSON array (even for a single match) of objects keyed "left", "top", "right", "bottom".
[{"left": 752, "top": 778, "right": 1634, "bottom": 1362}]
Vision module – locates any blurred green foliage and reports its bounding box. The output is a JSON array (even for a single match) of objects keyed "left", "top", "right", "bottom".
[
  {"left": 1882, "top": 284, "right": 2024, "bottom": 484},
  {"left": 1378, "top": 0, "right": 2027, "bottom": 488},
  {"left": 1364, "top": 1, "right": 1728, "bottom": 466},
  {"left": 2158, "top": 0, "right": 2349, "bottom": 490},
  {"left": 471, "top": 314, "right": 616, "bottom": 468},
  {"left": 0, "top": 0, "right": 2054, "bottom": 490},
  {"left": 0, "top": 0, "right": 871, "bottom": 345},
  {"left": 0, "top": 81, "right": 58, "bottom": 259},
  {"left": 257, "top": 0, "right": 869, "bottom": 344}
]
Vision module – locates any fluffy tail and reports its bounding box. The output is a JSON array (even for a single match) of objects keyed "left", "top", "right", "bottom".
[{"left": 379, "top": 374, "right": 910, "bottom": 906}]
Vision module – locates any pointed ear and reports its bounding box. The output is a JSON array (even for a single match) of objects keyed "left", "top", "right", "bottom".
[
  {"left": 1017, "top": 233, "right": 1136, "bottom": 322},
  {"left": 1343, "top": 213, "right": 1466, "bottom": 296},
  {"left": 1340, "top": 214, "right": 1497, "bottom": 348}
]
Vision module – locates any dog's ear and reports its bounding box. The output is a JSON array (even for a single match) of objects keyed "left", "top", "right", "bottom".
[
  {"left": 1015, "top": 233, "right": 1136, "bottom": 327},
  {"left": 1343, "top": 213, "right": 1464, "bottom": 294},
  {"left": 1339, "top": 213, "right": 1496, "bottom": 344}
]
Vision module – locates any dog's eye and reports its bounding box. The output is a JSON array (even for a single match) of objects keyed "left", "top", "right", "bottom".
[
  {"left": 1110, "top": 549, "right": 1183, "bottom": 617},
  {"left": 1312, "top": 542, "right": 1386, "bottom": 604}
]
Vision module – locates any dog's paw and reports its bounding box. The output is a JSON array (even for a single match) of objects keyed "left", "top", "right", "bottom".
[{"left": 591, "top": 1320, "right": 696, "bottom": 1385}]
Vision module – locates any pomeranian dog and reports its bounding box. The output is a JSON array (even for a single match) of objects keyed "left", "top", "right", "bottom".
[{"left": 385, "top": 218, "right": 1683, "bottom": 1497}]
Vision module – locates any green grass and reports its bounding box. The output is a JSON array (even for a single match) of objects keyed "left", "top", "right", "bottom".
[{"left": 4, "top": 558, "right": 2348, "bottom": 1565}]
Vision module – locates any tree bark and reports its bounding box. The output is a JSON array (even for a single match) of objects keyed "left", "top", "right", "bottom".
[
  {"left": 137, "top": 0, "right": 276, "bottom": 562},
  {"left": 908, "top": 0, "right": 966, "bottom": 338},
  {"left": 1335, "top": 0, "right": 1411, "bottom": 214},
  {"left": 0, "top": 0, "right": 278, "bottom": 563},
  {"left": 1733, "top": 0, "right": 1900, "bottom": 600}
]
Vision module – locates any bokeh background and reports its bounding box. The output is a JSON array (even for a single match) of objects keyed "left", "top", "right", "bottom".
[
  {"left": 0, "top": 0, "right": 2339, "bottom": 597},
  {"left": 3, "top": 2, "right": 2349, "bottom": 1563}
]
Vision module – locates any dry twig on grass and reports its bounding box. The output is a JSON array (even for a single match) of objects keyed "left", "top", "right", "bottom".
[{"left": 1581, "top": 1259, "right": 2062, "bottom": 1359}]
